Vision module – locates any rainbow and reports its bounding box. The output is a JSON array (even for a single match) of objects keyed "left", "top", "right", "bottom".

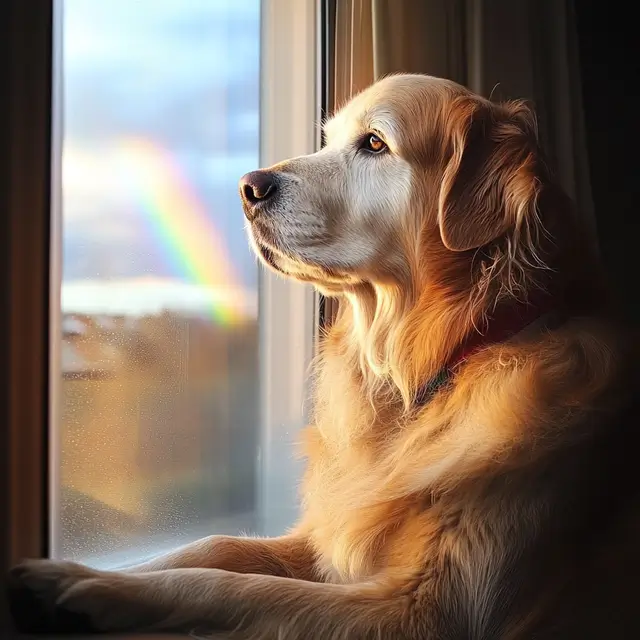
[{"left": 117, "top": 137, "right": 249, "bottom": 326}]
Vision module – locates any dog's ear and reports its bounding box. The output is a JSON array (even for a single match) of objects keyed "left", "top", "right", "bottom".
[{"left": 438, "top": 97, "right": 541, "bottom": 252}]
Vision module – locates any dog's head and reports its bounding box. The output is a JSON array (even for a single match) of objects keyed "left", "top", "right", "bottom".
[{"left": 240, "top": 74, "right": 549, "bottom": 298}]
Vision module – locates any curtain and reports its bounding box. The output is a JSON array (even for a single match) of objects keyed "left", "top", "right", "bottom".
[
  {"left": 325, "top": 0, "right": 595, "bottom": 325},
  {"left": 462, "top": 0, "right": 594, "bottom": 229}
]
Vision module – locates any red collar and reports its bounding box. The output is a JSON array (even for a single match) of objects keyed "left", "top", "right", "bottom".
[{"left": 415, "top": 295, "right": 563, "bottom": 406}]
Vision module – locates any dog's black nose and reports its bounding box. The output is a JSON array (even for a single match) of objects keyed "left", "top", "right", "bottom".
[{"left": 240, "top": 171, "right": 278, "bottom": 218}]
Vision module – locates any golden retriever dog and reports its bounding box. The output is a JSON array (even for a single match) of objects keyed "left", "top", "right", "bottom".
[{"left": 8, "top": 74, "right": 640, "bottom": 639}]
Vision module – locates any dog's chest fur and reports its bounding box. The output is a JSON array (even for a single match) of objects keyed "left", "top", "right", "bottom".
[
  {"left": 300, "top": 433, "right": 440, "bottom": 584},
  {"left": 298, "top": 369, "right": 447, "bottom": 584},
  {"left": 297, "top": 338, "right": 510, "bottom": 585}
]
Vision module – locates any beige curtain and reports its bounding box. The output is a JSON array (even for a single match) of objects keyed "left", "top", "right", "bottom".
[
  {"left": 331, "top": 0, "right": 467, "bottom": 103},
  {"left": 324, "top": 0, "right": 594, "bottom": 325}
]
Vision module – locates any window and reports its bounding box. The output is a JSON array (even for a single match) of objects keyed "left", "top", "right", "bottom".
[{"left": 49, "top": 0, "right": 319, "bottom": 569}]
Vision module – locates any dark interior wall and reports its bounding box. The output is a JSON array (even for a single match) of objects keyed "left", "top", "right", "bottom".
[{"left": 574, "top": 2, "right": 639, "bottom": 320}]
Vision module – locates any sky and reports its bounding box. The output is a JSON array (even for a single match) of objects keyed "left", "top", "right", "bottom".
[{"left": 61, "top": 0, "right": 262, "bottom": 311}]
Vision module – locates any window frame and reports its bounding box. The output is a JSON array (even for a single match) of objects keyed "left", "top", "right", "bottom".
[
  {"left": 1, "top": 0, "right": 325, "bottom": 577},
  {"left": 0, "top": 0, "right": 54, "bottom": 583},
  {"left": 257, "top": 0, "right": 322, "bottom": 536}
]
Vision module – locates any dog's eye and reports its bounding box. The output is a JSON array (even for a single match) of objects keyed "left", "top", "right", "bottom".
[{"left": 360, "top": 133, "right": 387, "bottom": 154}]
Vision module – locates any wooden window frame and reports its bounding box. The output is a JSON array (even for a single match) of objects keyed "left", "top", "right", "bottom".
[{"left": 0, "top": 0, "right": 54, "bottom": 585}]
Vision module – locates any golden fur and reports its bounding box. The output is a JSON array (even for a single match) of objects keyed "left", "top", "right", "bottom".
[{"left": 8, "top": 74, "right": 639, "bottom": 639}]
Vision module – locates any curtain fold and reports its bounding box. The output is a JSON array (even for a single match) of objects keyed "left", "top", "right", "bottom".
[{"left": 372, "top": 0, "right": 466, "bottom": 83}]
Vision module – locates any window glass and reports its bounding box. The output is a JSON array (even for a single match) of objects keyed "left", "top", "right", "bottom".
[{"left": 53, "top": 0, "right": 261, "bottom": 569}]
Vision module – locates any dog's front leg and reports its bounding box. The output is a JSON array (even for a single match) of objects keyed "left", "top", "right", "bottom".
[
  {"left": 123, "top": 532, "right": 319, "bottom": 581},
  {"left": 7, "top": 560, "right": 414, "bottom": 638}
]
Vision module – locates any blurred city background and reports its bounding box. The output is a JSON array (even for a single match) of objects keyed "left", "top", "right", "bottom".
[{"left": 56, "top": 0, "right": 267, "bottom": 568}]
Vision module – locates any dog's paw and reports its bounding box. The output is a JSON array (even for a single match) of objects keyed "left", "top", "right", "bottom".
[
  {"left": 7, "top": 559, "right": 143, "bottom": 634},
  {"left": 7, "top": 559, "right": 103, "bottom": 634}
]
